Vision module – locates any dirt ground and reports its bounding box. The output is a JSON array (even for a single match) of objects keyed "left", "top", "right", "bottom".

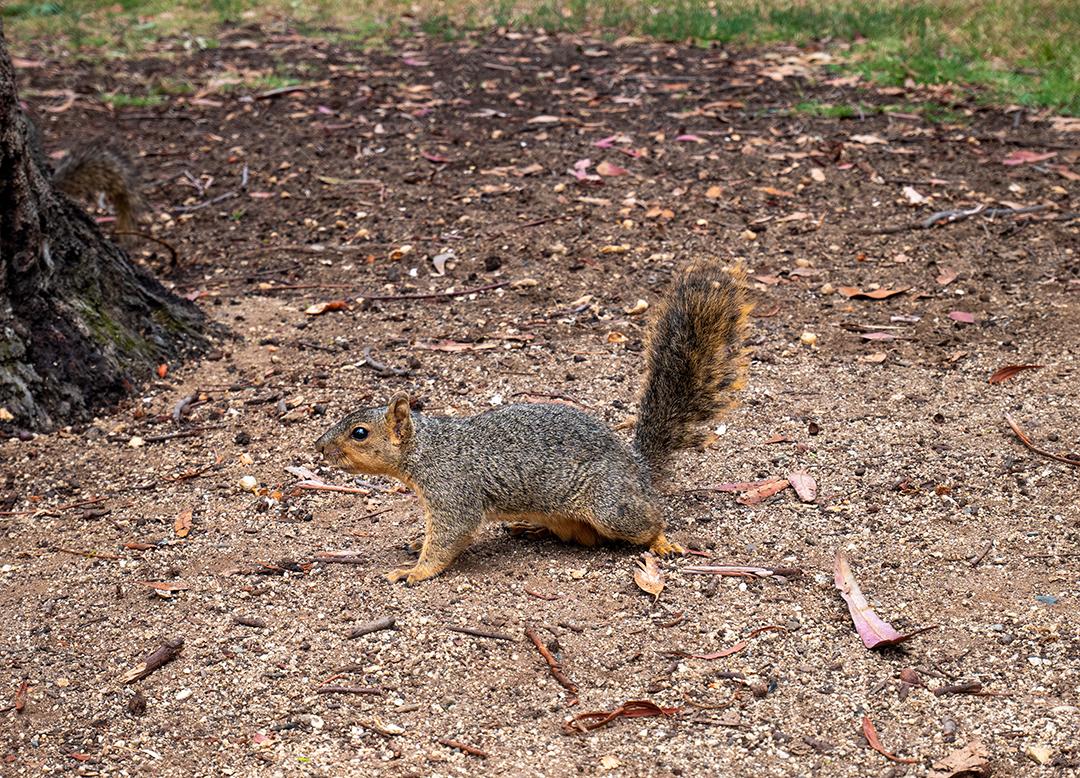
[{"left": 2, "top": 27, "right": 1078, "bottom": 777}]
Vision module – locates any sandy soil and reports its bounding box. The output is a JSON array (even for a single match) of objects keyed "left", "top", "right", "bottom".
[{"left": 2, "top": 27, "right": 1078, "bottom": 777}]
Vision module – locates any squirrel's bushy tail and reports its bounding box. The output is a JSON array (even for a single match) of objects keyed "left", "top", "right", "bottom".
[
  {"left": 52, "top": 141, "right": 142, "bottom": 233},
  {"left": 633, "top": 262, "right": 751, "bottom": 477}
]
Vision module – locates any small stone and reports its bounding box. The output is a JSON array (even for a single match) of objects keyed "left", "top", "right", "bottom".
[
  {"left": 800, "top": 331, "right": 817, "bottom": 347},
  {"left": 128, "top": 436, "right": 145, "bottom": 448},
  {"left": 175, "top": 688, "right": 192, "bottom": 701},
  {"left": 55, "top": 677, "right": 70, "bottom": 688},
  {"left": 1026, "top": 745, "right": 1052, "bottom": 765},
  {"left": 239, "top": 475, "right": 258, "bottom": 492}
]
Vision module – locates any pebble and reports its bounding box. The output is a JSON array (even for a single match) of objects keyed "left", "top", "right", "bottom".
[{"left": 175, "top": 688, "right": 192, "bottom": 701}]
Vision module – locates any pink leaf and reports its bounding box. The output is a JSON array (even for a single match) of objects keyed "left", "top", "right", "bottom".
[
  {"left": 675, "top": 134, "right": 706, "bottom": 143},
  {"left": 596, "top": 160, "right": 627, "bottom": 177},
  {"left": 593, "top": 135, "right": 619, "bottom": 148},
  {"left": 860, "top": 332, "right": 896, "bottom": 341},
  {"left": 834, "top": 551, "right": 933, "bottom": 649},
  {"left": 948, "top": 311, "right": 975, "bottom": 324},
  {"left": 1001, "top": 150, "right": 1057, "bottom": 166},
  {"left": 787, "top": 470, "right": 817, "bottom": 503},
  {"left": 422, "top": 151, "right": 451, "bottom": 164}
]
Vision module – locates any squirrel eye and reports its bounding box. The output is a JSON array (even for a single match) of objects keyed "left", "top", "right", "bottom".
[{"left": 350, "top": 427, "right": 368, "bottom": 441}]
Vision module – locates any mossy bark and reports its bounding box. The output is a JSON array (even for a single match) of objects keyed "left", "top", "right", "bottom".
[{"left": 0, "top": 21, "right": 205, "bottom": 431}]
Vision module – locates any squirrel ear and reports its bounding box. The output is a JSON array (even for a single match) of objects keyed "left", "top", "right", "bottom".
[{"left": 385, "top": 392, "right": 414, "bottom": 444}]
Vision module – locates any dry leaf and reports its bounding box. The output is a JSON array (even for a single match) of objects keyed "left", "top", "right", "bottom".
[
  {"left": 174, "top": 509, "right": 193, "bottom": 538},
  {"left": 596, "top": 160, "right": 628, "bottom": 177},
  {"left": 563, "top": 700, "right": 679, "bottom": 734},
  {"left": 929, "top": 738, "right": 990, "bottom": 778},
  {"left": 599, "top": 755, "right": 622, "bottom": 770},
  {"left": 834, "top": 551, "right": 932, "bottom": 649},
  {"left": 901, "top": 185, "right": 928, "bottom": 205},
  {"left": 948, "top": 310, "right": 975, "bottom": 324},
  {"left": 528, "top": 115, "right": 561, "bottom": 124},
  {"left": 156, "top": 363, "right": 168, "bottom": 378},
  {"left": 606, "top": 331, "right": 627, "bottom": 344},
  {"left": 860, "top": 332, "right": 896, "bottom": 341},
  {"left": 634, "top": 553, "right": 664, "bottom": 600},
  {"left": 838, "top": 286, "right": 910, "bottom": 300},
  {"left": 415, "top": 339, "right": 497, "bottom": 352},
  {"left": 1001, "top": 150, "right": 1056, "bottom": 166},
  {"left": 756, "top": 186, "right": 795, "bottom": 198},
  {"left": 624, "top": 299, "right": 649, "bottom": 315},
  {"left": 936, "top": 268, "right": 958, "bottom": 286},
  {"left": 787, "top": 470, "right": 817, "bottom": 503},
  {"left": 810, "top": 167, "right": 826, "bottom": 182},
  {"left": 850, "top": 133, "right": 888, "bottom": 145},
  {"left": 862, "top": 716, "right": 918, "bottom": 764},
  {"left": 304, "top": 300, "right": 349, "bottom": 316},
  {"left": 989, "top": 364, "right": 1042, "bottom": 384},
  {"left": 737, "top": 478, "right": 790, "bottom": 505},
  {"left": 705, "top": 185, "right": 723, "bottom": 199}
]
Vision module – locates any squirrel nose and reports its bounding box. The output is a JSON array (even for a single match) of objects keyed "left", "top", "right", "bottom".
[{"left": 314, "top": 430, "right": 331, "bottom": 453}]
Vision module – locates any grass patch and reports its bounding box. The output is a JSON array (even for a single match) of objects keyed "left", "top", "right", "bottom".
[
  {"left": 792, "top": 99, "right": 970, "bottom": 124},
  {"left": 99, "top": 92, "right": 165, "bottom": 107},
  {"left": 5, "top": 1, "right": 1077, "bottom": 114}
]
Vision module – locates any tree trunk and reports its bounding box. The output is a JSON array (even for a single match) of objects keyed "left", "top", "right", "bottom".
[{"left": 0, "top": 21, "right": 205, "bottom": 432}]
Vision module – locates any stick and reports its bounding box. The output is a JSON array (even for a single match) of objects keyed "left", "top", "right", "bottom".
[
  {"left": 111, "top": 231, "right": 180, "bottom": 266},
  {"left": 171, "top": 191, "right": 237, "bottom": 214},
  {"left": 525, "top": 627, "right": 579, "bottom": 696},
  {"left": 252, "top": 281, "right": 510, "bottom": 299},
  {"left": 120, "top": 637, "right": 184, "bottom": 683},
  {"left": 969, "top": 541, "right": 993, "bottom": 568},
  {"left": 362, "top": 346, "right": 410, "bottom": 377},
  {"left": 55, "top": 547, "right": 120, "bottom": 561},
  {"left": 347, "top": 617, "right": 396, "bottom": 640},
  {"left": 315, "top": 685, "right": 384, "bottom": 695},
  {"left": 1004, "top": 413, "right": 1080, "bottom": 468},
  {"left": 438, "top": 738, "right": 489, "bottom": 758},
  {"left": 293, "top": 481, "right": 372, "bottom": 495},
  {"left": 446, "top": 625, "right": 515, "bottom": 642},
  {"left": 0, "top": 496, "right": 105, "bottom": 517},
  {"left": 871, "top": 204, "right": 1051, "bottom": 234}
]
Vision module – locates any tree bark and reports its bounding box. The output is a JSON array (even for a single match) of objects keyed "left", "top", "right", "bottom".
[{"left": 0, "top": 21, "right": 205, "bottom": 432}]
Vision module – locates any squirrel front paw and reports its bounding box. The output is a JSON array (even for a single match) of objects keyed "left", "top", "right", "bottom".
[{"left": 648, "top": 533, "right": 685, "bottom": 557}]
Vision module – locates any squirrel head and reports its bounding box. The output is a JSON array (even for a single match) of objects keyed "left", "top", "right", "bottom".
[{"left": 314, "top": 392, "right": 414, "bottom": 476}]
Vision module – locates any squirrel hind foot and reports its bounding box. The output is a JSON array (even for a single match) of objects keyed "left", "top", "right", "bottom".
[
  {"left": 648, "top": 533, "right": 684, "bottom": 557},
  {"left": 386, "top": 561, "right": 447, "bottom": 585}
]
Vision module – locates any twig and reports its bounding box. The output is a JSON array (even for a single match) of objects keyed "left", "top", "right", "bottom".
[
  {"left": 55, "top": 547, "right": 120, "bottom": 561},
  {"left": 362, "top": 346, "right": 410, "bottom": 377},
  {"left": 525, "top": 627, "right": 579, "bottom": 697},
  {"left": 446, "top": 625, "right": 515, "bottom": 642},
  {"left": 347, "top": 617, "right": 396, "bottom": 640},
  {"left": 524, "top": 588, "right": 560, "bottom": 601},
  {"left": 171, "top": 191, "right": 237, "bottom": 214},
  {"left": 111, "top": 231, "right": 180, "bottom": 265},
  {"left": 438, "top": 738, "right": 489, "bottom": 758},
  {"left": 871, "top": 204, "right": 1051, "bottom": 234},
  {"left": 1004, "top": 413, "right": 1080, "bottom": 468},
  {"left": 315, "top": 685, "right": 384, "bottom": 695},
  {"left": 969, "top": 541, "right": 993, "bottom": 568},
  {"left": 233, "top": 615, "right": 267, "bottom": 628},
  {"left": 120, "top": 637, "right": 184, "bottom": 683},
  {"left": 251, "top": 281, "right": 510, "bottom": 299},
  {"left": 0, "top": 496, "right": 105, "bottom": 517},
  {"left": 293, "top": 482, "right": 372, "bottom": 495}
]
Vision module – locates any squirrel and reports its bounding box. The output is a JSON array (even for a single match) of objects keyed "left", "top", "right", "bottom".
[
  {"left": 315, "top": 262, "right": 751, "bottom": 584},
  {"left": 26, "top": 113, "right": 142, "bottom": 233}
]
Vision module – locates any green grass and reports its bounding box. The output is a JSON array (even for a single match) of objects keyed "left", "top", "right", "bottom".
[
  {"left": 4, "top": 1, "right": 1077, "bottom": 114},
  {"left": 792, "top": 100, "right": 970, "bottom": 123},
  {"left": 99, "top": 92, "right": 165, "bottom": 107}
]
